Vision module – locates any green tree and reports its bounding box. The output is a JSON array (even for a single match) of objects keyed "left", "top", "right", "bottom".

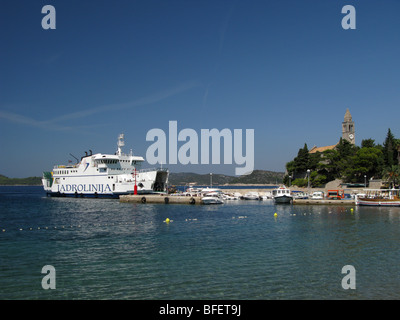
[
  {"left": 291, "top": 178, "right": 308, "bottom": 187},
  {"left": 310, "top": 171, "right": 328, "bottom": 187},
  {"left": 346, "top": 147, "right": 384, "bottom": 182},
  {"left": 293, "top": 143, "right": 310, "bottom": 172},
  {"left": 361, "top": 138, "right": 375, "bottom": 148},
  {"left": 383, "top": 128, "right": 398, "bottom": 168},
  {"left": 334, "top": 139, "right": 358, "bottom": 182},
  {"left": 382, "top": 165, "right": 400, "bottom": 188}
]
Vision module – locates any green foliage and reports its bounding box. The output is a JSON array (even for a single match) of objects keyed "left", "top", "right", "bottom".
[
  {"left": 361, "top": 138, "right": 375, "bottom": 148},
  {"left": 291, "top": 178, "right": 308, "bottom": 187},
  {"left": 382, "top": 165, "right": 400, "bottom": 188},
  {"left": 285, "top": 128, "right": 399, "bottom": 186},
  {"left": 285, "top": 144, "right": 321, "bottom": 177},
  {"left": 310, "top": 171, "right": 328, "bottom": 187},
  {"left": 383, "top": 128, "right": 399, "bottom": 169},
  {"left": 293, "top": 143, "right": 310, "bottom": 172},
  {"left": 0, "top": 175, "right": 42, "bottom": 185},
  {"left": 168, "top": 170, "right": 285, "bottom": 185}
]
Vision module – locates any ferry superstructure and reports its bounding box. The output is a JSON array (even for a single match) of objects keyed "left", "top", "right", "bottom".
[{"left": 42, "top": 134, "right": 169, "bottom": 198}]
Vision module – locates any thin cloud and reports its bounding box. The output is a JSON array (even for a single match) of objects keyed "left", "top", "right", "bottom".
[
  {"left": 0, "top": 81, "right": 200, "bottom": 131},
  {"left": 218, "top": 3, "right": 236, "bottom": 54},
  {"left": 0, "top": 110, "right": 73, "bottom": 131},
  {"left": 42, "top": 81, "right": 200, "bottom": 124}
]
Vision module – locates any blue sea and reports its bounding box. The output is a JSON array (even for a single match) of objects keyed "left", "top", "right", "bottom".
[{"left": 1, "top": 186, "right": 400, "bottom": 300}]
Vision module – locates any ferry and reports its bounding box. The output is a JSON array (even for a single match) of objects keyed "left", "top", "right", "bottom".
[{"left": 42, "top": 134, "right": 169, "bottom": 198}]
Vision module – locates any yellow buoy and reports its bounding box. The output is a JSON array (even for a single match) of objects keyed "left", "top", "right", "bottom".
[
  {"left": 274, "top": 213, "right": 278, "bottom": 218},
  {"left": 165, "top": 218, "right": 170, "bottom": 223}
]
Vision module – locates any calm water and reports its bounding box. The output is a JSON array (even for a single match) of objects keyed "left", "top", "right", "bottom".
[{"left": 1, "top": 186, "right": 400, "bottom": 300}]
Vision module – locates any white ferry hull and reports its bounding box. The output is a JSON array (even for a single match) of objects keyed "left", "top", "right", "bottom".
[
  {"left": 42, "top": 134, "right": 169, "bottom": 199},
  {"left": 43, "top": 169, "right": 168, "bottom": 198}
]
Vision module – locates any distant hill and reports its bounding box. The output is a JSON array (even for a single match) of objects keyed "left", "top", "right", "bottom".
[
  {"left": 0, "top": 169, "right": 285, "bottom": 186},
  {"left": 229, "top": 170, "right": 284, "bottom": 185},
  {"left": 168, "top": 172, "right": 233, "bottom": 185},
  {"left": 0, "top": 175, "right": 42, "bottom": 185},
  {"left": 168, "top": 170, "right": 284, "bottom": 185}
]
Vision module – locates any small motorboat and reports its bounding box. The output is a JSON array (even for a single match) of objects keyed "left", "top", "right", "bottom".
[
  {"left": 201, "top": 192, "right": 224, "bottom": 205},
  {"left": 242, "top": 192, "right": 259, "bottom": 200}
]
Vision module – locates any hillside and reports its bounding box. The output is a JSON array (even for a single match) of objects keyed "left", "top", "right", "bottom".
[
  {"left": 229, "top": 170, "right": 284, "bottom": 185},
  {"left": 168, "top": 170, "right": 284, "bottom": 185},
  {"left": 168, "top": 172, "right": 234, "bottom": 185},
  {"left": 0, "top": 175, "right": 42, "bottom": 185},
  {"left": 0, "top": 169, "right": 285, "bottom": 186}
]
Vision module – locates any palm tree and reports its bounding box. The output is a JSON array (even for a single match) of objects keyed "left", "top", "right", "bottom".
[{"left": 382, "top": 165, "right": 400, "bottom": 188}]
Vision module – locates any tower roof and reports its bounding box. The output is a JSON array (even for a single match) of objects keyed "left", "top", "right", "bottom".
[{"left": 344, "top": 108, "right": 352, "bottom": 122}]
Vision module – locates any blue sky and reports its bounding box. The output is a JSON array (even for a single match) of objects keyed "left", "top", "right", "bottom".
[{"left": 1, "top": 0, "right": 400, "bottom": 178}]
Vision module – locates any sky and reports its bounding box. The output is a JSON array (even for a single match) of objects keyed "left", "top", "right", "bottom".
[{"left": 1, "top": 0, "right": 400, "bottom": 178}]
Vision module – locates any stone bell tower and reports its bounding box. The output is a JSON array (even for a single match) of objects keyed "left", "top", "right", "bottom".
[{"left": 342, "top": 108, "right": 355, "bottom": 144}]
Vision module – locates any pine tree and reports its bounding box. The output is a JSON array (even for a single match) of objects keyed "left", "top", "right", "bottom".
[
  {"left": 383, "top": 128, "right": 397, "bottom": 168},
  {"left": 294, "top": 143, "right": 310, "bottom": 172}
]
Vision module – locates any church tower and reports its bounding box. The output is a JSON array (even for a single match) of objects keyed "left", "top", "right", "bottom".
[{"left": 342, "top": 108, "right": 355, "bottom": 144}]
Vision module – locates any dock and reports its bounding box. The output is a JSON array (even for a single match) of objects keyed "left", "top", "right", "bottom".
[
  {"left": 120, "top": 194, "right": 201, "bottom": 205},
  {"left": 293, "top": 199, "right": 355, "bottom": 205},
  {"left": 119, "top": 192, "right": 356, "bottom": 206}
]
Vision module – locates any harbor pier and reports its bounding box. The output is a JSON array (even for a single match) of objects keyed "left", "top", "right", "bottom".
[
  {"left": 293, "top": 199, "right": 355, "bottom": 205},
  {"left": 120, "top": 194, "right": 201, "bottom": 205}
]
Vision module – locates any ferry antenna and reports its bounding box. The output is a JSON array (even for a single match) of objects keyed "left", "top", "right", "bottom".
[{"left": 69, "top": 153, "right": 79, "bottom": 164}]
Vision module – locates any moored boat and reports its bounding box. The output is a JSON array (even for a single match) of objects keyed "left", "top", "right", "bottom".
[
  {"left": 310, "top": 191, "right": 324, "bottom": 200},
  {"left": 201, "top": 192, "right": 224, "bottom": 204},
  {"left": 272, "top": 185, "right": 293, "bottom": 204},
  {"left": 242, "top": 192, "right": 259, "bottom": 200},
  {"left": 355, "top": 189, "right": 400, "bottom": 206}
]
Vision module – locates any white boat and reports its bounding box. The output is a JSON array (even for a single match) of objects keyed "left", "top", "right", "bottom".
[
  {"left": 260, "top": 191, "right": 273, "bottom": 200},
  {"left": 222, "top": 193, "right": 239, "bottom": 200},
  {"left": 181, "top": 187, "right": 202, "bottom": 197},
  {"left": 201, "top": 192, "right": 224, "bottom": 204},
  {"left": 355, "top": 189, "right": 400, "bottom": 206},
  {"left": 242, "top": 192, "right": 259, "bottom": 200},
  {"left": 42, "top": 134, "right": 169, "bottom": 198},
  {"left": 310, "top": 191, "right": 324, "bottom": 200},
  {"left": 200, "top": 187, "right": 222, "bottom": 195},
  {"left": 272, "top": 186, "right": 293, "bottom": 204},
  {"left": 292, "top": 191, "right": 309, "bottom": 199}
]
